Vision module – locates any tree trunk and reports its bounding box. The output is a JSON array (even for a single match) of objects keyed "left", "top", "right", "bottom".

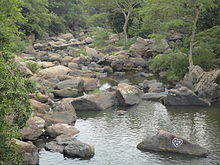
[
  {"left": 123, "top": 8, "right": 132, "bottom": 44},
  {"left": 189, "top": 6, "right": 201, "bottom": 68}
]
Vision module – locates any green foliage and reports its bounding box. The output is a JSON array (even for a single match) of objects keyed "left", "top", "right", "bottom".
[
  {"left": 87, "top": 13, "right": 109, "bottom": 28},
  {"left": 196, "top": 26, "right": 220, "bottom": 58},
  {"left": 0, "top": 56, "right": 32, "bottom": 164},
  {"left": 48, "top": 0, "right": 86, "bottom": 31},
  {"left": 193, "top": 46, "right": 216, "bottom": 71},
  {"left": 21, "top": 0, "right": 52, "bottom": 38},
  {"left": 92, "top": 29, "right": 109, "bottom": 48},
  {"left": 150, "top": 52, "right": 189, "bottom": 82},
  {"left": 26, "top": 61, "right": 41, "bottom": 73}
]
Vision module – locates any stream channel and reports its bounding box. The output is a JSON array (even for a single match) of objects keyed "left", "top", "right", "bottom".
[{"left": 40, "top": 100, "right": 220, "bottom": 165}]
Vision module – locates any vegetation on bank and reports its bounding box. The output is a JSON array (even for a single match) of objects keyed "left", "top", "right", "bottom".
[{"left": 0, "top": 0, "right": 219, "bottom": 164}]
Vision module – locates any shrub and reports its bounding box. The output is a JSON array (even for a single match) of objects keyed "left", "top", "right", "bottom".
[
  {"left": 150, "top": 52, "right": 188, "bottom": 82},
  {"left": 26, "top": 61, "right": 41, "bottom": 73}
]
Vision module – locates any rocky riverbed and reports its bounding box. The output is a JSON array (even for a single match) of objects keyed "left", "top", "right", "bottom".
[{"left": 14, "top": 31, "right": 220, "bottom": 164}]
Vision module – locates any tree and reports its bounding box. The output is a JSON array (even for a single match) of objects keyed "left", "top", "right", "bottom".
[
  {"left": 48, "top": 0, "right": 86, "bottom": 31},
  {"left": 21, "top": 0, "right": 52, "bottom": 38},
  {"left": 137, "top": 0, "right": 216, "bottom": 68},
  {"left": 87, "top": 0, "right": 141, "bottom": 42}
]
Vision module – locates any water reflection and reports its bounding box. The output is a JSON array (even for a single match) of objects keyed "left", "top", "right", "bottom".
[{"left": 40, "top": 101, "right": 220, "bottom": 165}]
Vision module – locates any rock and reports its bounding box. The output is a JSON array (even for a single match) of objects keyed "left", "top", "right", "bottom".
[
  {"left": 59, "top": 33, "right": 74, "bottom": 41},
  {"left": 21, "top": 117, "right": 45, "bottom": 141},
  {"left": 84, "top": 37, "right": 94, "bottom": 44},
  {"left": 30, "top": 99, "right": 49, "bottom": 114},
  {"left": 15, "top": 56, "right": 33, "bottom": 77},
  {"left": 85, "top": 47, "right": 103, "bottom": 61},
  {"left": 137, "top": 130, "right": 209, "bottom": 157},
  {"left": 148, "top": 82, "right": 165, "bottom": 93},
  {"left": 29, "top": 93, "right": 48, "bottom": 103},
  {"left": 88, "top": 62, "right": 102, "bottom": 72},
  {"left": 142, "top": 92, "right": 168, "bottom": 101},
  {"left": 64, "top": 139, "right": 95, "bottom": 159},
  {"left": 71, "top": 91, "right": 117, "bottom": 111},
  {"left": 184, "top": 65, "right": 220, "bottom": 101},
  {"left": 162, "top": 87, "right": 211, "bottom": 106},
  {"left": 69, "top": 68, "right": 95, "bottom": 78},
  {"left": 68, "top": 62, "right": 79, "bottom": 69},
  {"left": 46, "top": 135, "right": 95, "bottom": 159},
  {"left": 143, "top": 80, "right": 164, "bottom": 93},
  {"left": 81, "top": 77, "right": 100, "bottom": 91},
  {"left": 34, "top": 43, "right": 48, "bottom": 51},
  {"left": 48, "top": 53, "right": 62, "bottom": 62},
  {"left": 54, "top": 88, "right": 78, "bottom": 98},
  {"left": 117, "top": 83, "right": 141, "bottom": 106},
  {"left": 56, "top": 78, "right": 84, "bottom": 93},
  {"left": 129, "top": 37, "right": 169, "bottom": 58},
  {"left": 46, "top": 123, "right": 79, "bottom": 138},
  {"left": 37, "top": 62, "right": 55, "bottom": 68},
  {"left": 101, "top": 45, "right": 123, "bottom": 54},
  {"left": 38, "top": 65, "right": 71, "bottom": 79},
  {"left": 14, "top": 139, "right": 39, "bottom": 165},
  {"left": 139, "top": 72, "right": 154, "bottom": 78},
  {"left": 62, "top": 56, "right": 73, "bottom": 64},
  {"left": 44, "top": 111, "right": 77, "bottom": 126}
]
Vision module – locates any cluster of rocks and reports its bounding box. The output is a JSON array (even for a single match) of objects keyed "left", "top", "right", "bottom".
[{"left": 15, "top": 32, "right": 214, "bottom": 164}]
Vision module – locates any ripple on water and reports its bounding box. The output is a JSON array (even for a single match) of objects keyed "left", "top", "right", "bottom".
[{"left": 40, "top": 101, "right": 220, "bottom": 165}]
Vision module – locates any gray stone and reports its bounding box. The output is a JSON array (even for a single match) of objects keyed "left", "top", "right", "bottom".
[
  {"left": 71, "top": 92, "right": 117, "bottom": 111},
  {"left": 117, "top": 83, "right": 141, "bottom": 106},
  {"left": 163, "top": 87, "right": 210, "bottom": 106},
  {"left": 137, "top": 130, "right": 209, "bottom": 157},
  {"left": 54, "top": 88, "right": 78, "bottom": 98},
  {"left": 56, "top": 78, "right": 84, "bottom": 92},
  {"left": 142, "top": 92, "right": 168, "bottom": 101},
  {"left": 46, "top": 123, "right": 80, "bottom": 138}
]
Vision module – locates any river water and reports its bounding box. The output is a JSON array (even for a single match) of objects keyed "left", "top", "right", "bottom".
[{"left": 40, "top": 101, "right": 220, "bottom": 165}]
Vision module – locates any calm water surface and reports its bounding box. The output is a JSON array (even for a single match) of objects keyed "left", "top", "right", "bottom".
[{"left": 40, "top": 101, "right": 220, "bottom": 165}]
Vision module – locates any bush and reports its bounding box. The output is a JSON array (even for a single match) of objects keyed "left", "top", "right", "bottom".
[
  {"left": 193, "top": 45, "right": 216, "bottom": 71},
  {"left": 0, "top": 56, "right": 33, "bottom": 164},
  {"left": 150, "top": 52, "right": 188, "bottom": 82},
  {"left": 26, "top": 61, "right": 41, "bottom": 73}
]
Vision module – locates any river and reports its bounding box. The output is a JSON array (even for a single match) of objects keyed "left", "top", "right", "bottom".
[{"left": 40, "top": 101, "right": 220, "bottom": 165}]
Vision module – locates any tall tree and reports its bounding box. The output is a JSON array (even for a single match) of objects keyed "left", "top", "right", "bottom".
[{"left": 87, "top": 0, "right": 141, "bottom": 42}]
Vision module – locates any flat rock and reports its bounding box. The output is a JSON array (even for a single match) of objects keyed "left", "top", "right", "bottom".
[
  {"left": 71, "top": 91, "right": 117, "bottom": 111},
  {"left": 46, "top": 123, "right": 80, "bottom": 138}
]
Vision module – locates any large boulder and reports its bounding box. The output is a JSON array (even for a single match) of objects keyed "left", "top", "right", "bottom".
[
  {"left": 56, "top": 78, "right": 84, "bottom": 93},
  {"left": 143, "top": 80, "right": 164, "bottom": 93},
  {"left": 117, "top": 83, "right": 141, "bottom": 106},
  {"left": 21, "top": 117, "right": 45, "bottom": 141},
  {"left": 45, "top": 135, "right": 95, "bottom": 159},
  {"left": 184, "top": 65, "right": 220, "bottom": 101},
  {"left": 30, "top": 99, "right": 49, "bottom": 114},
  {"left": 46, "top": 123, "right": 79, "bottom": 138},
  {"left": 85, "top": 47, "right": 103, "bottom": 61},
  {"left": 69, "top": 68, "right": 95, "bottom": 78},
  {"left": 44, "top": 98, "right": 77, "bottom": 126},
  {"left": 63, "top": 139, "right": 95, "bottom": 159},
  {"left": 59, "top": 33, "right": 74, "bottom": 41},
  {"left": 54, "top": 88, "right": 78, "bottom": 98},
  {"left": 137, "top": 130, "right": 209, "bottom": 157},
  {"left": 129, "top": 37, "right": 169, "bottom": 58},
  {"left": 162, "top": 87, "right": 210, "bottom": 106},
  {"left": 38, "top": 65, "right": 71, "bottom": 79},
  {"left": 81, "top": 77, "right": 100, "bottom": 91},
  {"left": 71, "top": 92, "right": 117, "bottom": 111},
  {"left": 14, "top": 139, "right": 39, "bottom": 165},
  {"left": 142, "top": 92, "right": 168, "bottom": 102}
]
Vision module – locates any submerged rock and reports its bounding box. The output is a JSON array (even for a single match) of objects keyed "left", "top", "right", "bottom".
[
  {"left": 162, "top": 87, "right": 210, "bottom": 106},
  {"left": 137, "top": 130, "right": 209, "bottom": 157}
]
